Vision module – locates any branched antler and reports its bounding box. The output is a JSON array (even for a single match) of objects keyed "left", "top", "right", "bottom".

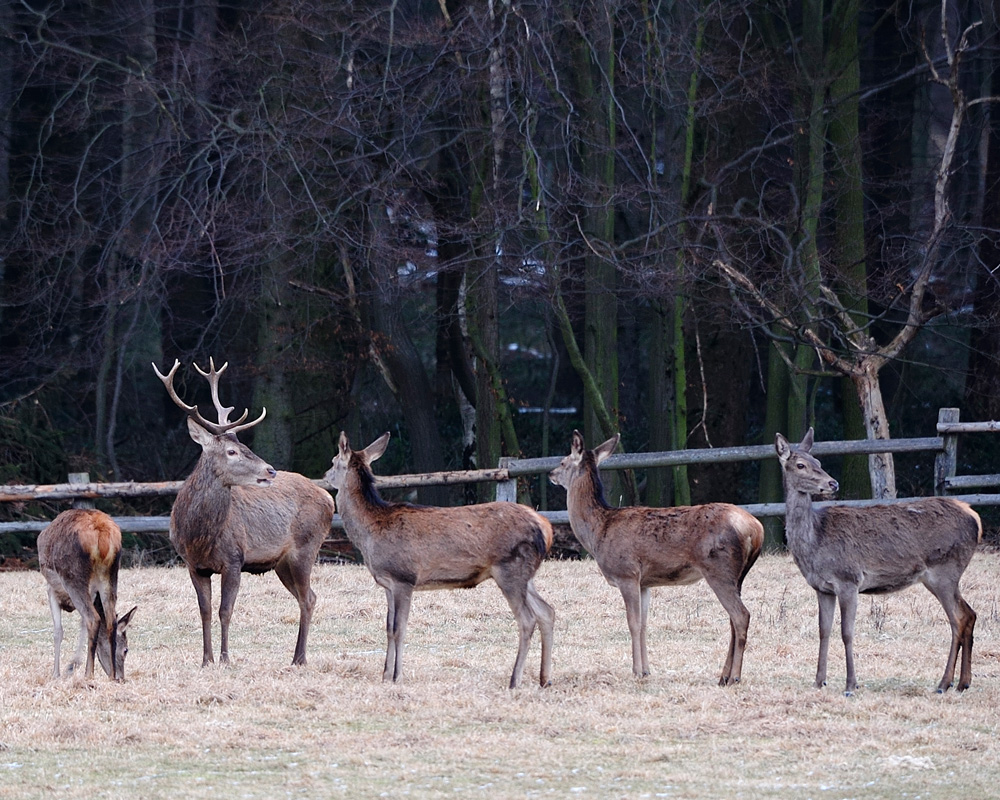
[{"left": 152, "top": 359, "right": 266, "bottom": 436}]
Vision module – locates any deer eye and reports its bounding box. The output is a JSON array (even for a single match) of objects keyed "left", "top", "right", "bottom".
[
  {"left": 227, "top": 449, "right": 238, "bottom": 456},
  {"left": 796, "top": 462, "right": 806, "bottom": 469}
]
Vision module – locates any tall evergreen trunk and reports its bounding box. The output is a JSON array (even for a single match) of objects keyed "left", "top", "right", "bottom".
[
  {"left": 580, "top": 4, "right": 620, "bottom": 476},
  {"left": 366, "top": 205, "right": 449, "bottom": 506},
  {"left": 251, "top": 272, "right": 294, "bottom": 470},
  {"left": 828, "top": 0, "right": 872, "bottom": 499},
  {"left": 0, "top": 0, "right": 10, "bottom": 331},
  {"left": 645, "top": 302, "right": 674, "bottom": 507},
  {"left": 759, "top": 337, "right": 791, "bottom": 550}
]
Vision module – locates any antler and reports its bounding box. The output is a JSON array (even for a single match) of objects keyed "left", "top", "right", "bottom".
[{"left": 152, "top": 358, "right": 267, "bottom": 436}]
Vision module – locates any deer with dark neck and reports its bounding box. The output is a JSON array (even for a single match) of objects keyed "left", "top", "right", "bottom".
[
  {"left": 154, "top": 359, "right": 334, "bottom": 666},
  {"left": 325, "top": 431, "right": 554, "bottom": 688},
  {"left": 776, "top": 428, "right": 980, "bottom": 694}
]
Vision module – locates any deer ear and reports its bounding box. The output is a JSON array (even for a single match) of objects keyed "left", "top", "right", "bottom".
[
  {"left": 118, "top": 606, "right": 138, "bottom": 629},
  {"left": 775, "top": 432, "right": 792, "bottom": 462},
  {"left": 187, "top": 416, "right": 216, "bottom": 448},
  {"left": 594, "top": 433, "right": 620, "bottom": 465},
  {"left": 338, "top": 431, "right": 351, "bottom": 457},
  {"left": 571, "top": 430, "right": 585, "bottom": 455},
  {"left": 364, "top": 432, "right": 391, "bottom": 464},
  {"left": 800, "top": 427, "right": 815, "bottom": 452}
]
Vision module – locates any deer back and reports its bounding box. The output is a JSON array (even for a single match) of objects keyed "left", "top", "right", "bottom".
[
  {"left": 38, "top": 509, "right": 122, "bottom": 609},
  {"left": 804, "top": 498, "right": 981, "bottom": 592},
  {"left": 328, "top": 432, "right": 551, "bottom": 586},
  {"left": 172, "top": 467, "right": 333, "bottom": 572}
]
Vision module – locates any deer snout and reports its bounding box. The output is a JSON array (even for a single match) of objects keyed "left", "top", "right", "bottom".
[
  {"left": 258, "top": 466, "right": 277, "bottom": 485},
  {"left": 827, "top": 478, "right": 839, "bottom": 494}
]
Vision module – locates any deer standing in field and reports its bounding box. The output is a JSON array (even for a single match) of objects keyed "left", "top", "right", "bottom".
[
  {"left": 37, "top": 509, "right": 138, "bottom": 680},
  {"left": 549, "top": 431, "right": 763, "bottom": 684},
  {"left": 325, "top": 431, "right": 555, "bottom": 688},
  {"left": 775, "top": 429, "right": 981, "bottom": 695},
  {"left": 154, "top": 359, "right": 335, "bottom": 666}
]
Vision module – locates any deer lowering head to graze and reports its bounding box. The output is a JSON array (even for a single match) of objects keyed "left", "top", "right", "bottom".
[
  {"left": 549, "top": 431, "right": 763, "bottom": 685},
  {"left": 37, "top": 509, "right": 138, "bottom": 681},
  {"left": 325, "top": 431, "right": 555, "bottom": 688},
  {"left": 776, "top": 429, "right": 981, "bottom": 695},
  {"left": 153, "top": 358, "right": 334, "bottom": 667}
]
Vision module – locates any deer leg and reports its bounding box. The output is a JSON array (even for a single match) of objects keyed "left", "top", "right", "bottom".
[
  {"left": 94, "top": 587, "right": 118, "bottom": 680},
  {"left": 275, "top": 558, "right": 316, "bottom": 667},
  {"left": 188, "top": 569, "right": 215, "bottom": 666},
  {"left": 494, "top": 566, "right": 539, "bottom": 690},
  {"left": 218, "top": 565, "right": 242, "bottom": 666},
  {"left": 526, "top": 581, "right": 555, "bottom": 688},
  {"left": 703, "top": 572, "right": 750, "bottom": 686},
  {"left": 46, "top": 588, "right": 64, "bottom": 678},
  {"left": 640, "top": 587, "right": 652, "bottom": 678},
  {"left": 815, "top": 590, "right": 836, "bottom": 689},
  {"left": 61, "top": 583, "right": 99, "bottom": 679},
  {"left": 956, "top": 597, "right": 976, "bottom": 692},
  {"left": 617, "top": 580, "right": 647, "bottom": 677},
  {"left": 838, "top": 590, "right": 859, "bottom": 695},
  {"left": 387, "top": 585, "right": 414, "bottom": 683},
  {"left": 382, "top": 585, "right": 396, "bottom": 682},
  {"left": 922, "top": 575, "right": 976, "bottom": 692}
]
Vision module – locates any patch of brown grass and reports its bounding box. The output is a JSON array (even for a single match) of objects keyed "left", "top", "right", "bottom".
[{"left": 1, "top": 552, "right": 998, "bottom": 798}]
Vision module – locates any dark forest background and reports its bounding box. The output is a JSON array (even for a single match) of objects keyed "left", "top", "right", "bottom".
[{"left": 1, "top": 0, "right": 999, "bottom": 551}]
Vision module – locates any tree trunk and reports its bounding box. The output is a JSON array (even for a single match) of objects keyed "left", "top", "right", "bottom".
[
  {"left": 828, "top": 0, "right": 872, "bottom": 499},
  {"left": 853, "top": 359, "right": 896, "bottom": 499},
  {"left": 366, "top": 208, "right": 449, "bottom": 506},
  {"left": 759, "top": 337, "right": 791, "bottom": 550},
  {"left": 645, "top": 302, "right": 674, "bottom": 507}
]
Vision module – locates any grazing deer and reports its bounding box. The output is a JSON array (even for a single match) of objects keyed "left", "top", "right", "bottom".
[
  {"left": 549, "top": 431, "right": 763, "bottom": 684},
  {"left": 775, "top": 429, "right": 981, "bottom": 695},
  {"left": 325, "top": 431, "right": 555, "bottom": 688},
  {"left": 37, "top": 509, "right": 138, "bottom": 680},
  {"left": 153, "top": 358, "right": 335, "bottom": 666}
]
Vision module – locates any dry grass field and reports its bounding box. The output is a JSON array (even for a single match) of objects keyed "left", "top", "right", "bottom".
[{"left": 1, "top": 550, "right": 999, "bottom": 799}]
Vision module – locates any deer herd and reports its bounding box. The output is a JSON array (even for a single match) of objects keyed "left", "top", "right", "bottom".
[{"left": 34, "top": 360, "right": 984, "bottom": 697}]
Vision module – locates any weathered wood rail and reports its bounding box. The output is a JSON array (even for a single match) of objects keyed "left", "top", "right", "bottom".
[{"left": 2, "top": 407, "right": 998, "bottom": 535}]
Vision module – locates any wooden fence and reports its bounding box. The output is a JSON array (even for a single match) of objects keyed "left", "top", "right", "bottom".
[{"left": 2, "top": 407, "right": 999, "bottom": 536}]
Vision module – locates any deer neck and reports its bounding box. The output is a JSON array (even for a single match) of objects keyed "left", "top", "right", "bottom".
[
  {"left": 174, "top": 460, "right": 233, "bottom": 532},
  {"left": 336, "top": 467, "right": 386, "bottom": 547},
  {"left": 781, "top": 480, "right": 820, "bottom": 552},
  {"left": 566, "top": 469, "right": 612, "bottom": 553}
]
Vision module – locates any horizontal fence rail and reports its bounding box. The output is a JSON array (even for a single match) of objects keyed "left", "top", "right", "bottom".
[{"left": 1, "top": 408, "right": 998, "bottom": 536}]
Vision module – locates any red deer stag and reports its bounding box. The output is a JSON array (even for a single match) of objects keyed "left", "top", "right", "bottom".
[
  {"left": 776, "top": 429, "right": 981, "bottom": 695},
  {"left": 325, "top": 431, "right": 555, "bottom": 688},
  {"left": 549, "top": 431, "right": 763, "bottom": 684},
  {"left": 38, "top": 509, "right": 138, "bottom": 680},
  {"left": 153, "top": 359, "right": 335, "bottom": 666}
]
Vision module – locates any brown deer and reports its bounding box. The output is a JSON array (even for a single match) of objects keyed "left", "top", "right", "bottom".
[
  {"left": 549, "top": 431, "right": 763, "bottom": 684},
  {"left": 37, "top": 509, "right": 138, "bottom": 680},
  {"left": 775, "top": 428, "right": 981, "bottom": 695},
  {"left": 324, "top": 431, "right": 555, "bottom": 688},
  {"left": 153, "top": 358, "right": 335, "bottom": 666}
]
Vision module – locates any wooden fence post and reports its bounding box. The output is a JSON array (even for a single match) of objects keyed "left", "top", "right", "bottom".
[
  {"left": 68, "top": 473, "right": 94, "bottom": 510},
  {"left": 495, "top": 457, "right": 517, "bottom": 502},
  {"left": 934, "top": 408, "right": 959, "bottom": 495}
]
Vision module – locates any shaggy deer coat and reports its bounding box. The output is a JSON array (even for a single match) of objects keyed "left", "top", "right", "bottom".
[
  {"left": 776, "top": 428, "right": 981, "bottom": 694},
  {"left": 38, "top": 509, "right": 137, "bottom": 680},
  {"left": 156, "top": 359, "right": 334, "bottom": 666},
  {"left": 549, "top": 431, "right": 763, "bottom": 684},
  {"left": 326, "top": 431, "right": 555, "bottom": 688}
]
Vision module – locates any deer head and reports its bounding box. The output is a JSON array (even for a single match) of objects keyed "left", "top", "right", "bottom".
[
  {"left": 153, "top": 358, "right": 276, "bottom": 488},
  {"left": 775, "top": 429, "right": 840, "bottom": 499}
]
